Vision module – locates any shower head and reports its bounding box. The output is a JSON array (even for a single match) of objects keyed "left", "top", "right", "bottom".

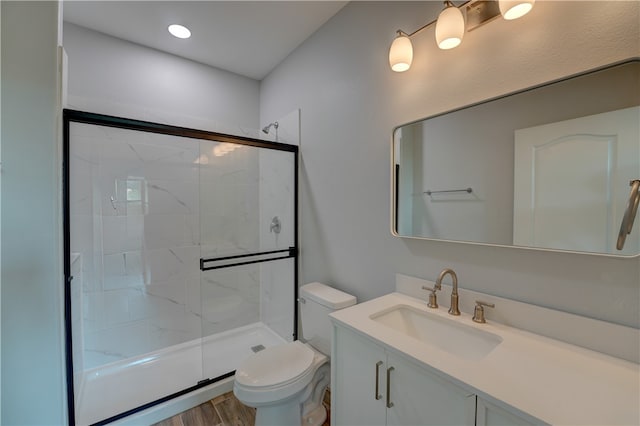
[{"left": 262, "top": 121, "right": 279, "bottom": 134}]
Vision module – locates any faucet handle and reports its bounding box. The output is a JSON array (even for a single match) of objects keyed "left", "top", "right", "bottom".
[
  {"left": 421, "top": 286, "right": 439, "bottom": 309},
  {"left": 472, "top": 300, "right": 495, "bottom": 323}
]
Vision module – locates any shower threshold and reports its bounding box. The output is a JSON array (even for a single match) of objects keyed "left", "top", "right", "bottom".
[{"left": 75, "top": 322, "right": 286, "bottom": 425}]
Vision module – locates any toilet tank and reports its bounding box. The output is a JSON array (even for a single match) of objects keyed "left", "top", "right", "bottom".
[{"left": 299, "top": 282, "right": 356, "bottom": 356}]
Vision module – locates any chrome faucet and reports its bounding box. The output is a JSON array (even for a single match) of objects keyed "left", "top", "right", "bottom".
[{"left": 436, "top": 268, "right": 460, "bottom": 316}]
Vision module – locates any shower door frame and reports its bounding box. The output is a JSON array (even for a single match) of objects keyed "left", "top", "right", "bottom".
[{"left": 62, "top": 109, "right": 299, "bottom": 425}]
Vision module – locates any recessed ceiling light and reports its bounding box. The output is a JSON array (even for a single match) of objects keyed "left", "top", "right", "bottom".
[{"left": 168, "top": 24, "right": 191, "bottom": 39}]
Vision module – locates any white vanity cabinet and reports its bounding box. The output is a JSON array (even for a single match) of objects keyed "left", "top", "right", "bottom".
[
  {"left": 386, "top": 351, "right": 476, "bottom": 426},
  {"left": 330, "top": 290, "right": 639, "bottom": 426},
  {"left": 332, "top": 325, "right": 477, "bottom": 426},
  {"left": 332, "top": 324, "right": 386, "bottom": 425}
]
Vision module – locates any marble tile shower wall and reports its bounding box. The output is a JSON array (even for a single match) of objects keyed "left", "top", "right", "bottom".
[{"left": 70, "top": 123, "right": 261, "bottom": 370}]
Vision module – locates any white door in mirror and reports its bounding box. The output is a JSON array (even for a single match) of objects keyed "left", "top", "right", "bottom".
[{"left": 513, "top": 106, "right": 639, "bottom": 254}]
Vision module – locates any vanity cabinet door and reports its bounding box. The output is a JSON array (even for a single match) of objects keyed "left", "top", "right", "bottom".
[
  {"left": 332, "top": 325, "right": 387, "bottom": 426},
  {"left": 332, "top": 324, "right": 477, "bottom": 426},
  {"left": 476, "top": 397, "right": 537, "bottom": 426},
  {"left": 386, "top": 352, "right": 476, "bottom": 426}
]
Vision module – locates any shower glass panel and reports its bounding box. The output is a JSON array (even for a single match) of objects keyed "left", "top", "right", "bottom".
[
  {"left": 64, "top": 111, "right": 298, "bottom": 425},
  {"left": 198, "top": 138, "right": 297, "bottom": 382}
]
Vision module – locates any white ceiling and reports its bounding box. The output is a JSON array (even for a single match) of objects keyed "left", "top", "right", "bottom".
[{"left": 63, "top": 1, "right": 348, "bottom": 81}]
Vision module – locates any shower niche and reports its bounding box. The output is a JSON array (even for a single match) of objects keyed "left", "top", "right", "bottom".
[{"left": 63, "top": 110, "right": 298, "bottom": 425}]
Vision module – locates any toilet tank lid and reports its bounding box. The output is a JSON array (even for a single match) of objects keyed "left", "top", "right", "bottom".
[{"left": 300, "top": 282, "right": 357, "bottom": 309}]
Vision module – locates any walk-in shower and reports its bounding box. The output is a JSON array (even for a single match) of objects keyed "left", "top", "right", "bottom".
[{"left": 63, "top": 111, "right": 298, "bottom": 425}]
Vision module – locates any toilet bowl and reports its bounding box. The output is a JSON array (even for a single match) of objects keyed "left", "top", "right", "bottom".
[
  {"left": 233, "top": 282, "right": 356, "bottom": 426},
  {"left": 234, "top": 341, "right": 329, "bottom": 425}
]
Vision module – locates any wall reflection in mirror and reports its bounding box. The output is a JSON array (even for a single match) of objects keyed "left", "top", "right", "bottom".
[{"left": 393, "top": 60, "right": 640, "bottom": 256}]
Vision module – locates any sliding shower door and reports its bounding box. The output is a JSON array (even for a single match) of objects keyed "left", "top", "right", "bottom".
[
  {"left": 64, "top": 110, "right": 298, "bottom": 425},
  {"left": 198, "top": 142, "right": 297, "bottom": 381}
]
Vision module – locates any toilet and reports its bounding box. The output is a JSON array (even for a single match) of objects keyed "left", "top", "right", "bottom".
[{"left": 233, "top": 282, "right": 356, "bottom": 426}]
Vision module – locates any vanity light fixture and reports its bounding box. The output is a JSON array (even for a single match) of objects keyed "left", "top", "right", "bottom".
[
  {"left": 435, "top": 1, "right": 465, "bottom": 50},
  {"left": 389, "top": 31, "right": 413, "bottom": 72},
  {"left": 168, "top": 24, "right": 191, "bottom": 39},
  {"left": 389, "top": 0, "right": 534, "bottom": 72},
  {"left": 499, "top": 0, "right": 535, "bottom": 20}
]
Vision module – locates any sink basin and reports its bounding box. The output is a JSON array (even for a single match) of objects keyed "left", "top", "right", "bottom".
[{"left": 370, "top": 305, "right": 502, "bottom": 361}]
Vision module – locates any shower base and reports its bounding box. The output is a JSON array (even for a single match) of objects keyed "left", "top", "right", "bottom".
[{"left": 75, "top": 322, "right": 286, "bottom": 425}]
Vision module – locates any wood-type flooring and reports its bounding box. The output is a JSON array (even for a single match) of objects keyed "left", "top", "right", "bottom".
[{"left": 152, "top": 390, "right": 330, "bottom": 426}]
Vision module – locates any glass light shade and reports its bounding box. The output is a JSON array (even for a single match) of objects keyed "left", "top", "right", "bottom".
[
  {"left": 168, "top": 24, "right": 191, "bottom": 39},
  {"left": 435, "top": 5, "right": 465, "bottom": 50},
  {"left": 389, "top": 34, "right": 413, "bottom": 72},
  {"left": 499, "top": 0, "right": 535, "bottom": 20}
]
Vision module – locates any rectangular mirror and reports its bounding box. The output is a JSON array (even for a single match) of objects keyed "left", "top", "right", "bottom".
[{"left": 393, "top": 60, "right": 640, "bottom": 256}]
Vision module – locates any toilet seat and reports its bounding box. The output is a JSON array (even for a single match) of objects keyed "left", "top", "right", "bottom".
[{"left": 235, "top": 341, "right": 315, "bottom": 389}]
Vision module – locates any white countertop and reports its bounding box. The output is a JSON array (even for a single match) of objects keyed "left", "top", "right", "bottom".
[{"left": 330, "top": 292, "right": 640, "bottom": 425}]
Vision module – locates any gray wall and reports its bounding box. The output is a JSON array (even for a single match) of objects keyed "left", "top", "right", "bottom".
[
  {"left": 63, "top": 23, "right": 260, "bottom": 133},
  {"left": 1, "top": 2, "right": 66, "bottom": 424},
  {"left": 260, "top": 1, "right": 640, "bottom": 328}
]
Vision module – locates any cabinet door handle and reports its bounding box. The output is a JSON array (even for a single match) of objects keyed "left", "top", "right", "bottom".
[
  {"left": 386, "top": 366, "right": 395, "bottom": 408},
  {"left": 374, "top": 361, "right": 383, "bottom": 400}
]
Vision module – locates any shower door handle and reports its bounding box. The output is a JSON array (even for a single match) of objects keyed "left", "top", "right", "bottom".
[
  {"left": 374, "top": 361, "right": 383, "bottom": 400},
  {"left": 200, "top": 247, "right": 296, "bottom": 271}
]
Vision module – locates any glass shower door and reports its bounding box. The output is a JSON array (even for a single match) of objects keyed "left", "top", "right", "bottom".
[
  {"left": 66, "top": 117, "right": 206, "bottom": 425},
  {"left": 65, "top": 110, "right": 299, "bottom": 425},
  {"left": 198, "top": 139, "right": 298, "bottom": 381}
]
